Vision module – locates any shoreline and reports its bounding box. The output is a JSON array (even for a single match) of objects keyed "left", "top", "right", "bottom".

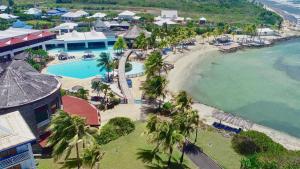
[{"left": 166, "top": 37, "right": 300, "bottom": 150}]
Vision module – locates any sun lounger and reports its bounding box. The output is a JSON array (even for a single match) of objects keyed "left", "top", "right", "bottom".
[{"left": 213, "top": 122, "right": 242, "bottom": 134}]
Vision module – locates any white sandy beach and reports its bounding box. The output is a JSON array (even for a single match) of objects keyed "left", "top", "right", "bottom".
[{"left": 166, "top": 37, "right": 300, "bottom": 150}]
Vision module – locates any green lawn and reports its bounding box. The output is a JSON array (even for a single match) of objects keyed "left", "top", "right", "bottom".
[
  {"left": 37, "top": 123, "right": 242, "bottom": 169},
  {"left": 37, "top": 122, "right": 197, "bottom": 169},
  {"left": 192, "top": 129, "right": 243, "bottom": 169}
]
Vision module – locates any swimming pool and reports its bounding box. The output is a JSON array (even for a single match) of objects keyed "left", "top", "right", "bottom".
[
  {"left": 48, "top": 46, "right": 116, "bottom": 58},
  {"left": 46, "top": 58, "right": 144, "bottom": 79}
]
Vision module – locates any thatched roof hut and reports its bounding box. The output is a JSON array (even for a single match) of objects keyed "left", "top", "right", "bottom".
[
  {"left": 123, "top": 25, "right": 151, "bottom": 40},
  {"left": 0, "top": 60, "right": 60, "bottom": 109}
]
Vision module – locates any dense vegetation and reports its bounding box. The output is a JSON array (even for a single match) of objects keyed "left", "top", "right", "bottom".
[
  {"left": 232, "top": 131, "right": 300, "bottom": 169},
  {"left": 96, "top": 117, "right": 135, "bottom": 145},
  {"left": 13, "top": 0, "right": 282, "bottom": 26}
]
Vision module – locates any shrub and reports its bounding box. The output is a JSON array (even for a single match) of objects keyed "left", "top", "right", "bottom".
[
  {"left": 232, "top": 131, "right": 286, "bottom": 156},
  {"left": 107, "top": 117, "right": 135, "bottom": 136},
  {"left": 96, "top": 117, "right": 135, "bottom": 145},
  {"left": 96, "top": 124, "right": 119, "bottom": 145},
  {"left": 125, "top": 62, "right": 132, "bottom": 72}
]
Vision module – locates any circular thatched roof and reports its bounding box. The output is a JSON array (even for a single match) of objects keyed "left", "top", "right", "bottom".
[{"left": 0, "top": 60, "right": 61, "bottom": 109}]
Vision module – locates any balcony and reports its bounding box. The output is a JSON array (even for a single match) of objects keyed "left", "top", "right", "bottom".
[{"left": 0, "top": 150, "right": 31, "bottom": 169}]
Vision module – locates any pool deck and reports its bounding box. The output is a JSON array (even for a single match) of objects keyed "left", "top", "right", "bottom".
[{"left": 118, "top": 50, "right": 134, "bottom": 104}]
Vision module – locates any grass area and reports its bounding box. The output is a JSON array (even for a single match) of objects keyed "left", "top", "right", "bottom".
[
  {"left": 37, "top": 122, "right": 197, "bottom": 169},
  {"left": 192, "top": 129, "right": 243, "bottom": 169}
]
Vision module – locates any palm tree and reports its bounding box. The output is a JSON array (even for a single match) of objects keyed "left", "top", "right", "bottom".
[
  {"left": 77, "top": 88, "right": 89, "bottom": 100},
  {"left": 142, "top": 75, "right": 167, "bottom": 109},
  {"left": 149, "top": 120, "right": 184, "bottom": 168},
  {"left": 173, "top": 91, "right": 192, "bottom": 112},
  {"left": 47, "top": 111, "right": 94, "bottom": 169},
  {"left": 82, "top": 143, "right": 104, "bottom": 169},
  {"left": 91, "top": 81, "right": 102, "bottom": 97},
  {"left": 173, "top": 109, "right": 199, "bottom": 164},
  {"left": 144, "top": 51, "right": 167, "bottom": 77},
  {"left": 231, "top": 31, "right": 236, "bottom": 41},
  {"left": 100, "top": 83, "right": 110, "bottom": 107},
  {"left": 135, "top": 32, "right": 148, "bottom": 51},
  {"left": 97, "top": 52, "right": 113, "bottom": 82},
  {"left": 113, "top": 37, "right": 127, "bottom": 55}
]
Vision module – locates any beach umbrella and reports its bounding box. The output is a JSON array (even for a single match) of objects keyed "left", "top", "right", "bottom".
[
  {"left": 71, "top": 85, "right": 83, "bottom": 92},
  {"left": 91, "top": 77, "right": 101, "bottom": 83}
]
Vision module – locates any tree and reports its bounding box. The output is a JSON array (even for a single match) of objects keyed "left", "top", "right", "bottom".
[
  {"left": 144, "top": 51, "right": 167, "bottom": 77},
  {"left": 142, "top": 75, "right": 167, "bottom": 109},
  {"left": 8, "top": 0, "right": 14, "bottom": 8},
  {"left": 91, "top": 81, "right": 102, "bottom": 97},
  {"left": 97, "top": 52, "right": 113, "bottom": 82},
  {"left": 135, "top": 32, "right": 148, "bottom": 51},
  {"left": 173, "top": 109, "right": 199, "bottom": 164},
  {"left": 77, "top": 88, "right": 89, "bottom": 100},
  {"left": 80, "top": 17, "right": 96, "bottom": 29},
  {"left": 173, "top": 91, "right": 192, "bottom": 112},
  {"left": 147, "top": 119, "right": 184, "bottom": 168},
  {"left": 113, "top": 37, "right": 127, "bottom": 55},
  {"left": 100, "top": 83, "right": 111, "bottom": 106},
  {"left": 82, "top": 143, "right": 104, "bottom": 169},
  {"left": 47, "top": 111, "right": 94, "bottom": 169}
]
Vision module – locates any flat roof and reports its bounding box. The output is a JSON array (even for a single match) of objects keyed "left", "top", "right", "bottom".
[
  {"left": 56, "top": 30, "right": 107, "bottom": 42},
  {"left": 0, "top": 111, "right": 36, "bottom": 151}
]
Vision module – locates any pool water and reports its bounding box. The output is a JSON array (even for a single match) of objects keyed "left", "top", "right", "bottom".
[
  {"left": 46, "top": 47, "right": 144, "bottom": 79},
  {"left": 48, "top": 46, "right": 116, "bottom": 58}
]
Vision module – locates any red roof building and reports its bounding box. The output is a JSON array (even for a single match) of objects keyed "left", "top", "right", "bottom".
[{"left": 62, "top": 96, "right": 101, "bottom": 127}]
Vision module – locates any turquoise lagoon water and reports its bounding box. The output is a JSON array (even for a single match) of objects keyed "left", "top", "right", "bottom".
[
  {"left": 46, "top": 47, "right": 144, "bottom": 79},
  {"left": 181, "top": 39, "right": 300, "bottom": 137}
]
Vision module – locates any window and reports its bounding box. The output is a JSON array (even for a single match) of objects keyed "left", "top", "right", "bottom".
[{"left": 34, "top": 105, "right": 49, "bottom": 124}]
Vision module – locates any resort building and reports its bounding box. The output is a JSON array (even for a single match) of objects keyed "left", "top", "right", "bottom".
[
  {"left": 257, "top": 28, "right": 278, "bottom": 36},
  {"left": 153, "top": 10, "right": 185, "bottom": 26},
  {"left": 118, "top": 10, "right": 136, "bottom": 20},
  {"left": 0, "top": 5, "right": 7, "bottom": 12},
  {"left": 49, "top": 30, "right": 116, "bottom": 50},
  {"left": 46, "top": 8, "right": 68, "bottom": 16},
  {"left": 0, "top": 28, "right": 56, "bottom": 58},
  {"left": 199, "top": 17, "right": 207, "bottom": 25},
  {"left": 88, "top": 12, "right": 106, "bottom": 19},
  {"left": 122, "top": 25, "right": 151, "bottom": 48},
  {"left": 0, "top": 111, "right": 36, "bottom": 169},
  {"left": 0, "top": 60, "right": 62, "bottom": 137},
  {"left": 0, "top": 13, "right": 18, "bottom": 20},
  {"left": 24, "top": 8, "right": 42, "bottom": 16},
  {"left": 61, "top": 10, "right": 89, "bottom": 22},
  {"left": 51, "top": 22, "right": 78, "bottom": 35},
  {"left": 11, "top": 20, "right": 33, "bottom": 29}
]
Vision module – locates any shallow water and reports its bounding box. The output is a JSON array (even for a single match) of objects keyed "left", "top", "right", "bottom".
[{"left": 181, "top": 39, "right": 300, "bottom": 137}]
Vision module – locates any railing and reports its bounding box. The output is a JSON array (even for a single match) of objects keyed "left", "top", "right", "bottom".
[
  {"left": 0, "top": 151, "right": 31, "bottom": 169},
  {"left": 125, "top": 72, "right": 144, "bottom": 78}
]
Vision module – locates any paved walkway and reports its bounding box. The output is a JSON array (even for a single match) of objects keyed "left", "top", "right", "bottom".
[
  {"left": 185, "top": 142, "right": 222, "bottom": 169},
  {"left": 118, "top": 50, "right": 134, "bottom": 104}
]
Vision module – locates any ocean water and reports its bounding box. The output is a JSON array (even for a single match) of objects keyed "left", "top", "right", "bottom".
[
  {"left": 181, "top": 39, "right": 300, "bottom": 138},
  {"left": 259, "top": 0, "right": 300, "bottom": 17}
]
